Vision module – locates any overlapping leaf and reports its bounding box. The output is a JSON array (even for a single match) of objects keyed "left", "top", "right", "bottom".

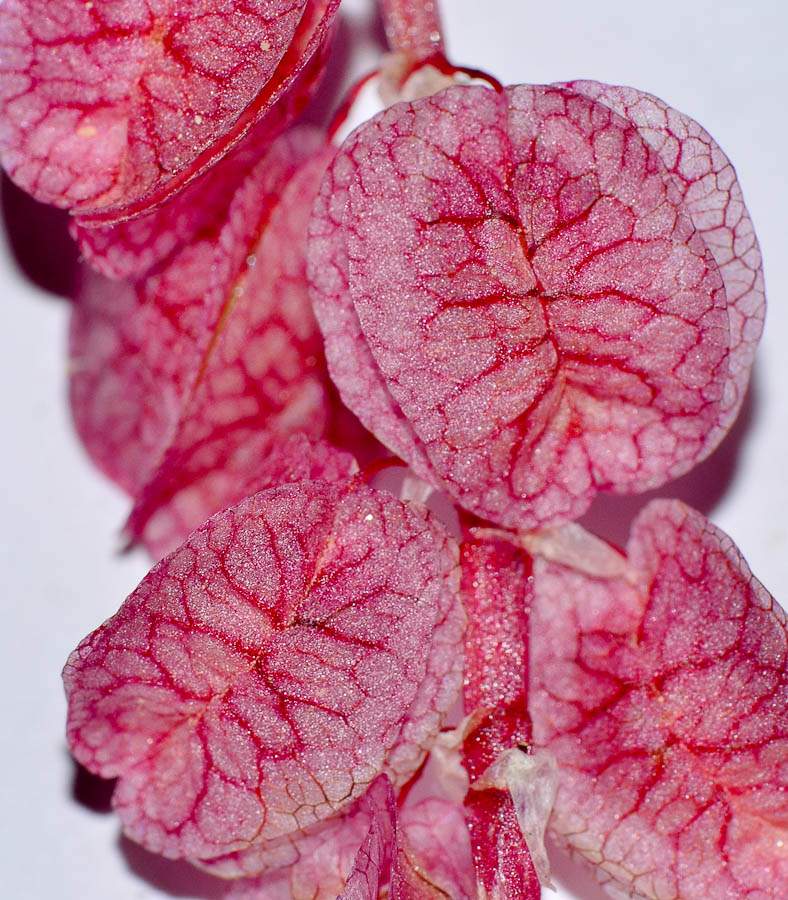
[
  {"left": 69, "top": 126, "right": 338, "bottom": 556},
  {"left": 309, "top": 82, "right": 763, "bottom": 531},
  {"left": 0, "top": 0, "right": 338, "bottom": 217}
]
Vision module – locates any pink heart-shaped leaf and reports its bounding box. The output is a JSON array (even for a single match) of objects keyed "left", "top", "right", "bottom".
[
  {"left": 64, "top": 479, "right": 464, "bottom": 864},
  {"left": 309, "top": 82, "right": 763, "bottom": 531}
]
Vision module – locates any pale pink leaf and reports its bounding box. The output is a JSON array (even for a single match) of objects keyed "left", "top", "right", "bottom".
[
  {"left": 561, "top": 80, "right": 765, "bottom": 448},
  {"left": 529, "top": 500, "right": 788, "bottom": 899},
  {"left": 310, "top": 83, "right": 739, "bottom": 530}
]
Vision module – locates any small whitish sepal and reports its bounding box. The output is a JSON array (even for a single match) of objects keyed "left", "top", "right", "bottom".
[
  {"left": 400, "top": 472, "right": 436, "bottom": 506},
  {"left": 520, "top": 522, "right": 634, "bottom": 583},
  {"left": 473, "top": 747, "right": 559, "bottom": 888}
]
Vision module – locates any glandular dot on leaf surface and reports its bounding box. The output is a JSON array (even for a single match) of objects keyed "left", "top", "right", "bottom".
[{"left": 308, "top": 80, "right": 764, "bottom": 532}]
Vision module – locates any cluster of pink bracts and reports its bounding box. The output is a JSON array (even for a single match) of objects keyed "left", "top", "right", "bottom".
[{"left": 2, "top": 1, "right": 786, "bottom": 898}]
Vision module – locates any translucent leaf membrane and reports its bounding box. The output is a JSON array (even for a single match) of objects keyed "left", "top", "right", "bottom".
[
  {"left": 338, "top": 776, "right": 475, "bottom": 900},
  {"left": 396, "top": 797, "right": 476, "bottom": 899},
  {"left": 63, "top": 480, "right": 465, "bottom": 865},
  {"left": 338, "top": 775, "right": 403, "bottom": 900},
  {"left": 69, "top": 126, "right": 337, "bottom": 557},
  {"left": 336, "top": 777, "right": 474, "bottom": 899},
  {"left": 0, "top": 0, "right": 338, "bottom": 218},
  {"left": 309, "top": 82, "right": 764, "bottom": 531},
  {"left": 528, "top": 500, "right": 788, "bottom": 899},
  {"left": 225, "top": 779, "right": 475, "bottom": 899},
  {"left": 225, "top": 800, "right": 373, "bottom": 900},
  {"left": 134, "top": 434, "right": 358, "bottom": 563},
  {"left": 460, "top": 535, "right": 541, "bottom": 898}
]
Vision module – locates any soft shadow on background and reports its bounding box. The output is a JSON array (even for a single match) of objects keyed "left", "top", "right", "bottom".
[
  {"left": 1, "top": 172, "right": 79, "bottom": 298},
  {"left": 71, "top": 759, "right": 115, "bottom": 813},
  {"left": 121, "top": 839, "right": 226, "bottom": 900},
  {"left": 71, "top": 761, "right": 225, "bottom": 898}
]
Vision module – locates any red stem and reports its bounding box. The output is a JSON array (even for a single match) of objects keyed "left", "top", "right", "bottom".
[{"left": 378, "top": 0, "right": 445, "bottom": 59}]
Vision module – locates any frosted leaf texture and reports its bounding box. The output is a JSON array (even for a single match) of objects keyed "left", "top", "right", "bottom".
[
  {"left": 338, "top": 776, "right": 400, "bottom": 900},
  {"left": 396, "top": 796, "right": 477, "bottom": 899},
  {"left": 223, "top": 802, "right": 374, "bottom": 899},
  {"left": 69, "top": 126, "right": 335, "bottom": 557},
  {"left": 529, "top": 500, "right": 788, "bottom": 899},
  {"left": 0, "top": 0, "right": 338, "bottom": 218},
  {"left": 561, "top": 80, "right": 765, "bottom": 447},
  {"left": 68, "top": 36, "right": 332, "bottom": 280},
  {"left": 64, "top": 480, "right": 464, "bottom": 864},
  {"left": 309, "top": 82, "right": 763, "bottom": 530}
]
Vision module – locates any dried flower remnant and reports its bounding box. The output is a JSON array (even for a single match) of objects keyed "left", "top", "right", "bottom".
[
  {"left": 0, "top": 0, "right": 339, "bottom": 218},
  {"left": 64, "top": 479, "right": 465, "bottom": 866},
  {"left": 528, "top": 500, "right": 788, "bottom": 899},
  {"left": 308, "top": 81, "right": 764, "bottom": 532}
]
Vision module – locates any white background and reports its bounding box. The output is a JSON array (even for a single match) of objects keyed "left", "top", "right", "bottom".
[{"left": 1, "top": 1, "right": 787, "bottom": 898}]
